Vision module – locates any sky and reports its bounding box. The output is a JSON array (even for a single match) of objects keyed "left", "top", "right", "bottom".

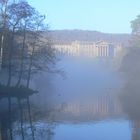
[{"left": 28, "top": 0, "right": 140, "bottom": 33}]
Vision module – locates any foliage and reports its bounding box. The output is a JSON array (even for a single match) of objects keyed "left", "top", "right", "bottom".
[
  {"left": 130, "top": 15, "right": 140, "bottom": 47},
  {"left": 120, "top": 15, "right": 140, "bottom": 121},
  {"left": 0, "top": 0, "right": 56, "bottom": 89}
]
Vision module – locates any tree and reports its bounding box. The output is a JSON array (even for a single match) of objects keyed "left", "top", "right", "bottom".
[
  {"left": 120, "top": 16, "right": 140, "bottom": 140},
  {"left": 130, "top": 15, "right": 140, "bottom": 47},
  {"left": 0, "top": 0, "right": 56, "bottom": 88},
  {"left": 0, "top": 1, "right": 56, "bottom": 140}
]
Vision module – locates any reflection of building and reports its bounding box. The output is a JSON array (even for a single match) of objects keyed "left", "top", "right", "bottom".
[
  {"left": 55, "top": 94, "right": 124, "bottom": 122},
  {"left": 52, "top": 41, "right": 122, "bottom": 58}
]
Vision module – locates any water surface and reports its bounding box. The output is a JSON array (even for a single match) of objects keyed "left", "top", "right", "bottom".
[{"left": 27, "top": 54, "right": 139, "bottom": 140}]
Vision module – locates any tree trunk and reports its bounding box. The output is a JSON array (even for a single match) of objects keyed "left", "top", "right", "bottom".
[
  {"left": 7, "top": 27, "right": 15, "bottom": 87},
  {"left": 16, "top": 25, "right": 26, "bottom": 87},
  {"left": 26, "top": 45, "right": 35, "bottom": 88},
  {"left": 0, "top": 0, "right": 8, "bottom": 70}
]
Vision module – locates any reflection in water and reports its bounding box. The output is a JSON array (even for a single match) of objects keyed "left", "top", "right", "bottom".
[
  {"left": 56, "top": 94, "right": 123, "bottom": 122},
  {"left": 24, "top": 52, "right": 131, "bottom": 140},
  {"left": 8, "top": 46, "right": 140, "bottom": 140}
]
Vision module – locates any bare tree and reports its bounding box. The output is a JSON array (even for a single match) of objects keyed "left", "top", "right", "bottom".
[{"left": 0, "top": 0, "right": 9, "bottom": 70}]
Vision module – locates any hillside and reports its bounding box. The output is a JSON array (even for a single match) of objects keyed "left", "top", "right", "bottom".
[{"left": 48, "top": 30, "right": 131, "bottom": 45}]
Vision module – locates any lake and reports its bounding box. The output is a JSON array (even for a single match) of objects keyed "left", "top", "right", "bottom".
[{"left": 18, "top": 52, "right": 139, "bottom": 140}]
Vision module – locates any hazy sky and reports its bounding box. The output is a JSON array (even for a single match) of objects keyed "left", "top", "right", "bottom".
[{"left": 28, "top": 0, "right": 140, "bottom": 33}]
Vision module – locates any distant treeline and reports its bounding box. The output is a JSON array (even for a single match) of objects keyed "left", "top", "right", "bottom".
[{"left": 48, "top": 30, "right": 131, "bottom": 45}]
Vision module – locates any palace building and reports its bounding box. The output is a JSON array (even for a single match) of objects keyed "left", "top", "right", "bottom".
[{"left": 52, "top": 41, "right": 122, "bottom": 58}]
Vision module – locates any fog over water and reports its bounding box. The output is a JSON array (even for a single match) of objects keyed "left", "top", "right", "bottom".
[{"left": 20, "top": 48, "right": 139, "bottom": 140}]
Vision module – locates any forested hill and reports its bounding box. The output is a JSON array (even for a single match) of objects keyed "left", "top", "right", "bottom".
[{"left": 48, "top": 30, "right": 131, "bottom": 45}]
